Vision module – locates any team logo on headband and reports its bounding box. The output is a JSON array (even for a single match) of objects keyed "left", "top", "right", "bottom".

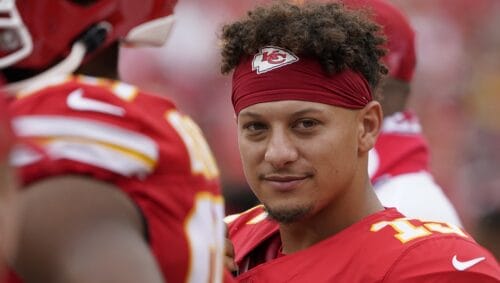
[{"left": 252, "top": 46, "right": 299, "bottom": 74}]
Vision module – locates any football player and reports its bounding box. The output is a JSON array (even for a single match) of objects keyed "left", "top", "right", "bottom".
[
  {"left": 0, "top": 0, "right": 232, "bottom": 282},
  {"left": 221, "top": 2, "right": 500, "bottom": 282}
]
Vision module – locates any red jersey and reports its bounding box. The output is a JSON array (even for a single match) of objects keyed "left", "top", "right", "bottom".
[
  {"left": 369, "top": 111, "right": 429, "bottom": 184},
  {"left": 368, "top": 111, "right": 462, "bottom": 225},
  {"left": 7, "top": 75, "right": 230, "bottom": 283},
  {"left": 226, "top": 205, "right": 500, "bottom": 282}
]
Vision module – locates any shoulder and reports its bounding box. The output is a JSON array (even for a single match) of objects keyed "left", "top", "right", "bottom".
[
  {"left": 9, "top": 76, "right": 180, "bottom": 180},
  {"left": 374, "top": 172, "right": 462, "bottom": 226},
  {"left": 384, "top": 235, "right": 500, "bottom": 282},
  {"left": 11, "top": 75, "right": 178, "bottom": 130},
  {"left": 372, "top": 216, "right": 500, "bottom": 282}
]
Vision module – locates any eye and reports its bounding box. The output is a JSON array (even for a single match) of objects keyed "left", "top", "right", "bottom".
[
  {"left": 294, "top": 119, "right": 319, "bottom": 130},
  {"left": 242, "top": 121, "right": 267, "bottom": 133}
]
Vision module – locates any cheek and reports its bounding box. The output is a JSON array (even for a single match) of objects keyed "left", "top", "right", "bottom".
[
  {"left": 315, "top": 133, "right": 357, "bottom": 176},
  {"left": 237, "top": 139, "right": 258, "bottom": 177},
  {"left": 237, "top": 138, "right": 252, "bottom": 162}
]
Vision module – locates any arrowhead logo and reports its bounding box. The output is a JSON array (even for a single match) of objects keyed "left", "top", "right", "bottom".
[
  {"left": 452, "top": 255, "right": 485, "bottom": 271},
  {"left": 252, "top": 46, "right": 299, "bottom": 74},
  {"left": 67, "top": 88, "right": 126, "bottom": 117}
]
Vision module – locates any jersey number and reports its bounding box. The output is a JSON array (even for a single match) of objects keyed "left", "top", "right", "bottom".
[
  {"left": 371, "top": 218, "right": 467, "bottom": 243},
  {"left": 167, "top": 111, "right": 219, "bottom": 179},
  {"left": 185, "top": 193, "right": 225, "bottom": 283}
]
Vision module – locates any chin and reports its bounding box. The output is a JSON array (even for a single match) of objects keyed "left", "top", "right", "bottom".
[{"left": 264, "top": 203, "right": 313, "bottom": 224}]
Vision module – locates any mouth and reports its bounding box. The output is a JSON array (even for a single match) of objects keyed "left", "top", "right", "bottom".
[{"left": 262, "top": 174, "right": 311, "bottom": 192}]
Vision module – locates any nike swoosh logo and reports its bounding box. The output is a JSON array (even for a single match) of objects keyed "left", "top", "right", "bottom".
[
  {"left": 452, "top": 255, "right": 485, "bottom": 271},
  {"left": 67, "top": 88, "right": 125, "bottom": 117}
]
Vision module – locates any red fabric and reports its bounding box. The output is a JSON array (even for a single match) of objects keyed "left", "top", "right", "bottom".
[
  {"left": 370, "top": 111, "right": 429, "bottom": 184},
  {"left": 231, "top": 47, "right": 372, "bottom": 114},
  {"left": 7, "top": 76, "right": 231, "bottom": 283},
  {"left": 3, "top": 271, "right": 21, "bottom": 283},
  {"left": 343, "top": 0, "right": 416, "bottom": 82},
  {"left": 12, "top": 0, "right": 177, "bottom": 69},
  {"left": 227, "top": 206, "right": 500, "bottom": 282}
]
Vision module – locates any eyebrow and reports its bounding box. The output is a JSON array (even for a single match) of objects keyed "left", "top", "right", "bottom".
[
  {"left": 238, "top": 112, "right": 262, "bottom": 119},
  {"left": 290, "top": 108, "right": 324, "bottom": 117},
  {"left": 239, "top": 107, "right": 324, "bottom": 118}
]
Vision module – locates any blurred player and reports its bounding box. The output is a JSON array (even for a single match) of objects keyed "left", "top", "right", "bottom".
[
  {"left": 0, "top": 0, "right": 232, "bottom": 282},
  {"left": 221, "top": 2, "right": 500, "bottom": 282},
  {"left": 343, "top": 0, "right": 462, "bottom": 226}
]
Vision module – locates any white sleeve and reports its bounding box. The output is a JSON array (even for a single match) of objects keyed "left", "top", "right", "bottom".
[{"left": 374, "top": 171, "right": 463, "bottom": 226}]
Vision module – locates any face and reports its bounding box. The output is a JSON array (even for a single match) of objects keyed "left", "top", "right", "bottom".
[{"left": 237, "top": 100, "right": 366, "bottom": 224}]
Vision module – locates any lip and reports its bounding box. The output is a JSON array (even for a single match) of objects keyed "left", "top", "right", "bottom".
[{"left": 262, "top": 175, "right": 310, "bottom": 192}]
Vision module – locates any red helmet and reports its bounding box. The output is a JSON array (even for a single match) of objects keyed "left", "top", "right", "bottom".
[
  {"left": 0, "top": 0, "right": 177, "bottom": 70},
  {"left": 343, "top": 0, "right": 416, "bottom": 82}
]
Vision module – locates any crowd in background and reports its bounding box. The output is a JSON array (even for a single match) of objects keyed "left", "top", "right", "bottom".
[{"left": 119, "top": 0, "right": 500, "bottom": 246}]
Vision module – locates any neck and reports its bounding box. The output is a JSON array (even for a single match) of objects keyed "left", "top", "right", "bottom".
[
  {"left": 76, "top": 42, "right": 119, "bottom": 79},
  {"left": 278, "top": 176, "right": 383, "bottom": 254}
]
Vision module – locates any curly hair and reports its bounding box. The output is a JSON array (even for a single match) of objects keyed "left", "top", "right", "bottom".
[{"left": 220, "top": 1, "right": 388, "bottom": 89}]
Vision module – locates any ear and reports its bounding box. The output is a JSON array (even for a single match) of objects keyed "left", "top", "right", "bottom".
[{"left": 357, "top": 101, "right": 382, "bottom": 154}]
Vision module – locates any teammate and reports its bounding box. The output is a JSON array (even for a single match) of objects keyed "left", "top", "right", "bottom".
[
  {"left": 343, "top": 0, "right": 462, "bottom": 226},
  {"left": 0, "top": 0, "right": 231, "bottom": 282},
  {"left": 221, "top": 2, "right": 500, "bottom": 282}
]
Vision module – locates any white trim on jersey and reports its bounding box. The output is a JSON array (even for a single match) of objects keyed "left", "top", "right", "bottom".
[
  {"left": 49, "top": 139, "right": 152, "bottom": 177},
  {"left": 381, "top": 112, "right": 422, "bottom": 134},
  {"left": 12, "top": 115, "right": 159, "bottom": 177},
  {"left": 13, "top": 115, "right": 158, "bottom": 160},
  {"left": 75, "top": 75, "right": 138, "bottom": 101},
  {"left": 224, "top": 205, "right": 267, "bottom": 225},
  {"left": 374, "top": 171, "right": 462, "bottom": 227},
  {"left": 10, "top": 144, "right": 43, "bottom": 167},
  {"left": 112, "top": 82, "right": 138, "bottom": 101}
]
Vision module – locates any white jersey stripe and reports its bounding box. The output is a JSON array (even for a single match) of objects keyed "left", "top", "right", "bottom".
[
  {"left": 12, "top": 138, "right": 154, "bottom": 177},
  {"left": 12, "top": 115, "right": 159, "bottom": 161},
  {"left": 381, "top": 112, "right": 422, "bottom": 134}
]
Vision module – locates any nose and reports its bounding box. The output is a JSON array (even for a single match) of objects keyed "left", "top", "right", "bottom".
[{"left": 264, "top": 129, "right": 299, "bottom": 169}]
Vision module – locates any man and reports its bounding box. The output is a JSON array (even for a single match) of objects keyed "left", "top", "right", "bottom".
[
  {"left": 221, "top": 2, "right": 500, "bottom": 282},
  {"left": 343, "top": 0, "right": 462, "bottom": 226},
  {"left": 0, "top": 0, "right": 231, "bottom": 282}
]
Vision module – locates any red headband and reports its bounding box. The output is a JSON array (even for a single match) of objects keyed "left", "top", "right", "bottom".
[{"left": 231, "top": 46, "right": 373, "bottom": 115}]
